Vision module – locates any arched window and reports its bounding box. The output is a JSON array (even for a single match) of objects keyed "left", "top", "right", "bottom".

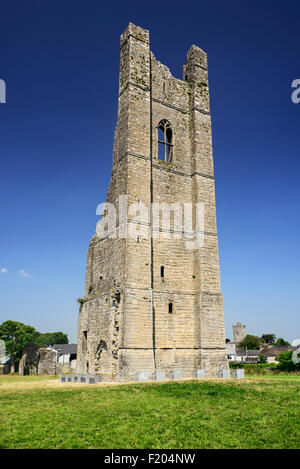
[
  {"left": 160, "top": 265, "right": 164, "bottom": 278},
  {"left": 157, "top": 120, "right": 173, "bottom": 162}
]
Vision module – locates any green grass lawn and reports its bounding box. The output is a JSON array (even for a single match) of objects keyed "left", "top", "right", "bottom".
[
  {"left": 0, "top": 374, "right": 57, "bottom": 384},
  {"left": 0, "top": 374, "right": 299, "bottom": 449}
]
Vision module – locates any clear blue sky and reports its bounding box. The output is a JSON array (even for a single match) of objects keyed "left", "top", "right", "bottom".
[{"left": 0, "top": 0, "right": 299, "bottom": 343}]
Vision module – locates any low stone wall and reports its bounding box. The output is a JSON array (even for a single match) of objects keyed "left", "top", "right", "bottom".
[
  {"left": 37, "top": 348, "right": 57, "bottom": 375},
  {"left": 19, "top": 344, "right": 39, "bottom": 375},
  {"left": 60, "top": 367, "right": 244, "bottom": 384},
  {"left": 0, "top": 363, "right": 11, "bottom": 374}
]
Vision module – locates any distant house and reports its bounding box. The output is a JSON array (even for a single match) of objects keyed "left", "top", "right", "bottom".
[
  {"left": 259, "top": 346, "right": 292, "bottom": 364},
  {"left": 236, "top": 349, "right": 260, "bottom": 363},
  {"left": 226, "top": 342, "right": 238, "bottom": 361},
  {"left": 52, "top": 344, "right": 77, "bottom": 371},
  {"left": 226, "top": 342, "right": 260, "bottom": 363}
]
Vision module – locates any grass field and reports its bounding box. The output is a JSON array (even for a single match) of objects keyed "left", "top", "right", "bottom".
[{"left": 0, "top": 374, "right": 299, "bottom": 449}]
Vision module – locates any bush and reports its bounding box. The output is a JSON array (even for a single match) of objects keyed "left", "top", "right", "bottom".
[
  {"left": 277, "top": 350, "right": 300, "bottom": 372},
  {"left": 238, "top": 334, "right": 261, "bottom": 350},
  {"left": 77, "top": 297, "right": 89, "bottom": 304},
  {"left": 229, "top": 362, "right": 277, "bottom": 375}
]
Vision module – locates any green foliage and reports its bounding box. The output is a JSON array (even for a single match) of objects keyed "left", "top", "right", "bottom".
[
  {"left": 274, "top": 337, "right": 290, "bottom": 346},
  {"left": 258, "top": 354, "right": 267, "bottom": 364},
  {"left": 277, "top": 350, "right": 300, "bottom": 372},
  {"left": 229, "top": 362, "right": 271, "bottom": 368},
  {"left": 261, "top": 334, "right": 276, "bottom": 345},
  {"left": 0, "top": 321, "right": 69, "bottom": 363},
  {"left": 0, "top": 375, "right": 300, "bottom": 448},
  {"left": 35, "top": 332, "right": 68, "bottom": 348},
  {"left": 229, "top": 362, "right": 277, "bottom": 375},
  {"left": 0, "top": 321, "right": 38, "bottom": 365},
  {"left": 260, "top": 335, "right": 290, "bottom": 347},
  {"left": 238, "top": 334, "right": 261, "bottom": 350},
  {"left": 77, "top": 297, "right": 89, "bottom": 304}
]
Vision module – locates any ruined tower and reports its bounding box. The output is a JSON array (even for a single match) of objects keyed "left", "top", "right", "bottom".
[
  {"left": 76, "top": 24, "right": 228, "bottom": 380},
  {"left": 232, "top": 323, "right": 246, "bottom": 343}
]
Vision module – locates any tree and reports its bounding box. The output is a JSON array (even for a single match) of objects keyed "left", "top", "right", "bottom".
[
  {"left": 0, "top": 321, "right": 38, "bottom": 371},
  {"left": 35, "top": 332, "right": 68, "bottom": 347},
  {"left": 261, "top": 334, "right": 276, "bottom": 345},
  {"left": 277, "top": 350, "right": 300, "bottom": 372},
  {"left": 274, "top": 337, "right": 290, "bottom": 346},
  {"left": 0, "top": 321, "right": 69, "bottom": 371},
  {"left": 258, "top": 354, "right": 267, "bottom": 364},
  {"left": 238, "top": 334, "right": 261, "bottom": 350}
]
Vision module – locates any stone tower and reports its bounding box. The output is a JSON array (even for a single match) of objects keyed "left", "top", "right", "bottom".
[
  {"left": 232, "top": 323, "right": 246, "bottom": 343},
  {"left": 76, "top": 23, "right": 228, "bottom": 380}
]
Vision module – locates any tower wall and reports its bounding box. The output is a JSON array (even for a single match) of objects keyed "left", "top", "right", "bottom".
[
  {"left": 233, "top": 323, "right": 246, "bottom": 343},
  {"left": 77, "top": 23, "right": 228, "bottom": 380}
]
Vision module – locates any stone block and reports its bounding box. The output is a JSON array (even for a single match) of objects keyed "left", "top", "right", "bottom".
[
  {"left": 192, "top": 369, "right": 206, "bottom": 378},
  {"left": 152, "top": 370, "right": 166, "bottom": 381},
  {"left": 71, "top": 374, "right": 81, "bottom": 382},
  {"left": 231, "top": 369, "right": 244, "bottom": 379},
  {"left": 134, "top": 371, "right": 149, "bottom": 382},
  {"left": 86, "top": 374, "right": 100, "bottom": 384},
  {"left": 217, "top": 368, "right": 231, "bottom": 379},
  {"left": 170, "top": 369, "right": 182, "bottom": 380},
  {"left": 59, "top": 374, "right": 72, "bottom": 383},
  {"left": 60, "top": 373, "right": 100, "bottom": 384}
]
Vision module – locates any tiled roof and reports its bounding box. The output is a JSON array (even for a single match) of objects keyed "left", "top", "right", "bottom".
[
  {"left": 52, "top": 344, "right": 77, "bottom": 356},
  {"left": 260, "top": 346, "right": 292, "bottom": 357},
  {"left": 236, "top": 350, "right": 260, "bottom": 357}
]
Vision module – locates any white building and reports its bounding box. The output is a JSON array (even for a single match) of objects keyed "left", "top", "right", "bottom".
[{"left": 52, "top": 344, "right": 77, "bottom": 370}]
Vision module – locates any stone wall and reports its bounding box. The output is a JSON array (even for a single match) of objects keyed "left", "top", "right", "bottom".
[
  {"left": 19, "top": 344, "right": 39, "bottom": 375},
  {"left": 77, "top": 23, "right": 228, "bottom": 380},
  {"left": 37, "top": 348, "right": 57, "bottom": 375},
  {"left": 0, "top": 363, "right": 10, "bottom": 374}
]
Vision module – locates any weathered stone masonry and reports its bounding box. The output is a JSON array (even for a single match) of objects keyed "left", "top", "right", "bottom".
[{"left": 76, "top": 23, "right": 228, "bottom": 380}]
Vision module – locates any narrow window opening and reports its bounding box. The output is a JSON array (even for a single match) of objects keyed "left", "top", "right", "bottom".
[
  {"left": 160, "top": 265, "right": 164, "bottom": 278},
  {"left": 168, "top": 302, "right": 173, "bottom": 314},
  {"left": 82, "top": 331, "right": 88, "bottom": 352},
  {"left": 157, "top": 120, "right": 173, "bottom": 162}
]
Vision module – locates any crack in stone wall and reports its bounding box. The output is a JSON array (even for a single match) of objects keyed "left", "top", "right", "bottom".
[{"left": 111, "top": 281, "right": 121, "bottom": 379}]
